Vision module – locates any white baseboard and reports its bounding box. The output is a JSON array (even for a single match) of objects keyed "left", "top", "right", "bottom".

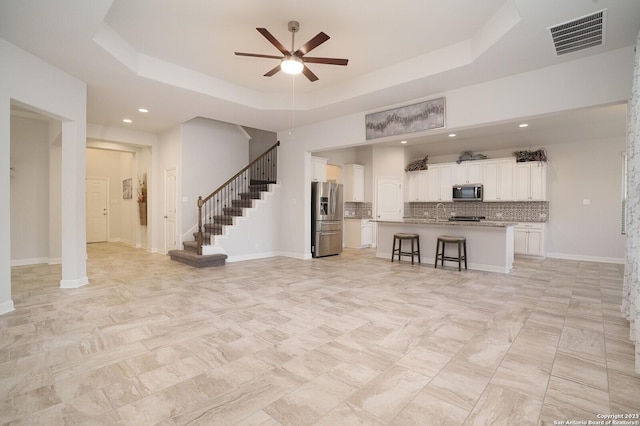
[
  {"left": 546, "top": 252, "right": 624, "bottom": 264},
  {"left": 11, "top": 257, "right": 49, "bottom": 267},
  {"left": 226, "top": 251, "right": 280, "bottom": 262},
  {"left": 0, "top": 300, "right": 15, "bottom": 315},
  {"left": 48, "top": 258, "right": 62, "bottom": 265},
  {"left": 60, "top": 276, "right": 89, "bottom": 288}
]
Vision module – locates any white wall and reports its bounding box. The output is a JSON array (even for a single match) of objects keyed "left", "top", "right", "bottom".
[
  {"left": 545, "top": 137, "right": 626, "bottom": 262},
  {"left": 1, "top": 37, "right": 88, "bottom": 313},
  {"left": 277, "top": 47, "right": 635, "bottom": 260},
  {"left": 245, "top": 127, "right": 277, "bottom": 162},
  {"left": 10, "top": 115, "right": 50, "bottom": 265},
  {"left": 180, "top": 118, "right": 249, "bottom": 236}
]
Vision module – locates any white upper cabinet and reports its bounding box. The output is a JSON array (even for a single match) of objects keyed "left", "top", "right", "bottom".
[
  {"left": 483, "top": 159, "right": 515, "bottom": 201},
  {"left": 453, "top": 162, "right": 483, "bottom": 185},
  {"left": 405, "top": 157, "right": 544, "bottom": 203},
  {"left": 425, "top": 164, "right": 453, "bottom": 202},
  {"left": 344, "top": 164, "right": 365, "bottom": 202},
  {"left": 405, "top": 171, "right": 428, "bottom": 202},
  {"left": 515, "top": 162, "right": 547, "bottom": 201},
  {"left": 311, "top": 156, "right": 328, "bottom": 182}
]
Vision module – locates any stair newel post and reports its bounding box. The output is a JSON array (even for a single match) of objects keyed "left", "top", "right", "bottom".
[{"left": 197, "top": 196, "right": 204, "bottom": 255}]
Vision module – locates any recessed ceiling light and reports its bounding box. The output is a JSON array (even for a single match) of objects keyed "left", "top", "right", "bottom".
[
  {"left": 138, "top": 108, "right": 149, "bottom": 113},
  {"left": 123, "top": 118, "right": 132, "bottom": 123},
  {"left": 448, "top": 133, "right": 456, "bottom": 138},
  {"left": 519, "top": 123, "right": 529, "bottom": 128},
  {"left": 400, "top": 140, "right": 407, "bottom": 144}
]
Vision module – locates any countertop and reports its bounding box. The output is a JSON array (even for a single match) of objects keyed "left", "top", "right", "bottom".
[{"left": 375, "top": 218, "right": 517, "bottom": 228}]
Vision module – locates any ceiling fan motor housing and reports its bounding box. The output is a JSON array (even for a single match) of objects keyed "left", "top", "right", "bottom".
[{"left": 288, "top": 21, "right": 300, "bottom": 33}]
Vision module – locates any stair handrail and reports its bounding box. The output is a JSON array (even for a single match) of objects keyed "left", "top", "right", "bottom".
[{"left": 196, "top": 141, "right": 280, "bottom": 254}]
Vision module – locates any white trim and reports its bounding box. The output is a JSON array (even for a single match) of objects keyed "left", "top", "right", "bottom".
[
  {"left": 0, "top": 300, "right": 15, "bottom": 315},
  {"left": 48, "top": 258, "right": 62, "bottom": 265},
  {"left": 225, "top": 251, "right": 280, "bottom": 262},
  {"left": 59, "top": 277, "right": 89, "bottom": 288},
  {"left": 546, "top": 252, "right": 625, "bottom": 264},
  {"left": 11, "top": 257, "right": 50, "bottom": 267}
]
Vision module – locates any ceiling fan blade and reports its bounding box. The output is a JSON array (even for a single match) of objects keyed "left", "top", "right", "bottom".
[
  {"left": 256, "top": 28, "right": 290, "bottom": 55},
  {"left": 235, "top": 52, "right": 283, "bottom": 60},
  {"left": 303, "top": 57, "right": 349, "bottom": 66},
  {"left": 295, "top": 32, "right": 330, "bottom": 56},
  {"left": 264, "top": 64, "right": 282, "bottom": 77},
  {"left": 301, "top": 65, "right": 319, "bottom": 82}
]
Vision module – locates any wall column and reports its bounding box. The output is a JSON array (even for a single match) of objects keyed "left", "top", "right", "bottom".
[{"left": 59, "top": 120, "right": 88, "bottom": 288}]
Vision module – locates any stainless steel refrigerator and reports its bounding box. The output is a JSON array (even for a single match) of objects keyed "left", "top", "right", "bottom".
[{"left": 311, "top": 182, "right": 343, "bottom": 257}]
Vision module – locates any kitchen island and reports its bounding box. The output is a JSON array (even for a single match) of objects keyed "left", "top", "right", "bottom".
[{"left": 376, "top": 219, "right": 516, "bottom": 273}]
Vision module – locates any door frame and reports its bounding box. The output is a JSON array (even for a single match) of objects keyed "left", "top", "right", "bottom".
[{"left": 164, "top": 168, "right": 178, "bottom": 254}]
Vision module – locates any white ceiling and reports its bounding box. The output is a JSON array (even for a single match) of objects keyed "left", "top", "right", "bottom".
[{"left": 0, "top": 0, "right": 638, "bottom": 155}]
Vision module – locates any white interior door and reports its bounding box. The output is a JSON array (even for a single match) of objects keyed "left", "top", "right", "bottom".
[
  {"left": 165, "top": 169, "right": 178, "bottom": 252},
  {"left": 376, "top": 176, "right": 402, "bottom": 221},
  {"left": 86, "top": 178, "right": 108, "bottom": 243}
]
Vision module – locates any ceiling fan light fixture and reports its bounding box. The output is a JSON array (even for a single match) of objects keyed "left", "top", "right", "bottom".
[{"left": 281, "top": 56, "right": 303, "bottom": 75}]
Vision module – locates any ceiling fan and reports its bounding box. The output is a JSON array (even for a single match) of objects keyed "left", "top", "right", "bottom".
[{"left": 234, "top": 21, "right": 349, "bottom": 82}]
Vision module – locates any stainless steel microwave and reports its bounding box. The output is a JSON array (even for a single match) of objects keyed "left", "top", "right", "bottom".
[{"left": 452, "top": 184, "right": 483, "bottom": 201}]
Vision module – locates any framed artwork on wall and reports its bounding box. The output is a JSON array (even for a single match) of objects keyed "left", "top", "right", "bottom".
[
  {"left": 365, "top": 97, "right": 445, "bottom": 140},
  {"left": 122, "top": 178, "right": 132, "bottom": 199}
]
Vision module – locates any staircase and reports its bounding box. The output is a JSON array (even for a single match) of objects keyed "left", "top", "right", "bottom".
[{"left": 168, "top": 142, "right": 279, "bottom": 268}]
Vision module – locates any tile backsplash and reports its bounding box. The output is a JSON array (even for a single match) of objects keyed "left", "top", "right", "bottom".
[
  {"left": 404, "top": 201, "right": 549, "bottom": 222},
  {"left": 344, "top": 202, "right": 373, "bottom": 219}
]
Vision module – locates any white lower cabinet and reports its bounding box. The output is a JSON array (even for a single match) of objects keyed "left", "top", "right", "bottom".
[
  {"left": 514, "top": 222, "right": 545, "bottom": 257},
  {"left": 344, "top": 219, "right": 373, "bottom": 248}
]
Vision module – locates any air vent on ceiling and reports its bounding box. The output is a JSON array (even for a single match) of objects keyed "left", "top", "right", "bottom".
[{"left": 548, "top": 9, "right": 606, "bottom": 56}]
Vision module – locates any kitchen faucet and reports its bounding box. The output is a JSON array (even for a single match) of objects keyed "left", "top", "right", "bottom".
[{"left": 436, "top": 203, "right": 447, "bottom": 221}]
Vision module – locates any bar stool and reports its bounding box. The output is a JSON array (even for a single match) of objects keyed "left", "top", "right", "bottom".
[
  {"left": 391, "top": 233, "right": 421, "bottom": 264},
  {"left": 434, "top": 235, "right": 467, "bottom": 271}
]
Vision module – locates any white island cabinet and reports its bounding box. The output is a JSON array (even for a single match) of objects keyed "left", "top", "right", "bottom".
[{"left": 376, "top": 220, "right": 516, "bottom": 273}]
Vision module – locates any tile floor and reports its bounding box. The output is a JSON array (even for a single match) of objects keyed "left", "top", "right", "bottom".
[{"left": 1, "top": 243, "right": 639, "bottom": 425}]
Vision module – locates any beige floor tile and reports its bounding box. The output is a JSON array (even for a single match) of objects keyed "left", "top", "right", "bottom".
[
  {"left": 539, "top": 376, "right": 610, "bottom": 424},
  {"left": 391, "top": 389, "right": 469, "bottom": 426},
  {"left": 348, "top": 365, "right": 431, "bottom": 422},
  {"left": 551, "top": 352, "right": 608, "bottom": 391},
  {"left": 464, "top": 384, "right": 542, "bottom": 426},
  {"left": 1, "top": 243, "right": 637, "bottom": 425},
  {"left": 422, "top": 360, "right": 493, "bottom": 411}
]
